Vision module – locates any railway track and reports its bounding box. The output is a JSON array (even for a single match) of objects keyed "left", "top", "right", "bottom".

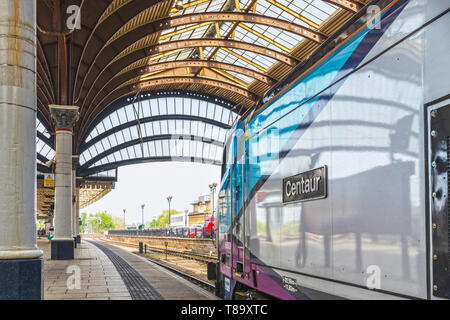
[
  {"left": 141, "top": 253, "right": 216, "bottom": 294},
  {"left": 96, "top": 237, "right": 217, "bottom": 294},
  {"left": 98, "top": 237, "right": 218, "bottom": 263}
]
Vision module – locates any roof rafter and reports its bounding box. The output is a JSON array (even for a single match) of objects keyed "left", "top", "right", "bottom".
[
  {"left": 79, "top": 38, "right": 295, "bottom": 113},
  {"left": 140, "top": 60, "right": 276, "bottom": 85},
  {"left": 131, "top": 75, "right": 259, "bottom": 103},
  {"left": 80, "top": 134, "right": 224, "bottom": 170},
  {"left": 75, "top": 10, "right": 325, "bottom": 102},
  {"left": 85, "top": 59, "right": 275, "bottom": 116},
  {"left": 109, "top": 11, "right": 326, "bottom": 46},
  {"left": 322, "top": 0, "right": 363, "bottom": 13},
  {"left": 80, "top": 114, "right": 232, "bottom": 153},
  {"left": 79, "top": 156, "right": 222, "bottom": 177}
]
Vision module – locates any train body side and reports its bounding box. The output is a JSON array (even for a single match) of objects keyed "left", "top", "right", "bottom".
[{"left": 217, "top": 0, "right": 450, "bottom": 300}]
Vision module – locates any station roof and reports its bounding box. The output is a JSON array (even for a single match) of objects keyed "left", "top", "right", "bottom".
[
  {"left": 35, "top": 0, "right": 369, "bottom": 218},
  {"left": 36, "top": 0, "right": 368, "bottom": 149}
]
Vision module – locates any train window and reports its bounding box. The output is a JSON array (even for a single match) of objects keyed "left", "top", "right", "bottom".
[{"left": 222, "top": 136, "right": 232, "bottom": 179}]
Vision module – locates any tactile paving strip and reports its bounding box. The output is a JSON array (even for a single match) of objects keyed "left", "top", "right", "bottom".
[{"left": 89, "top": 241, "right": 164, "bottom": 300}]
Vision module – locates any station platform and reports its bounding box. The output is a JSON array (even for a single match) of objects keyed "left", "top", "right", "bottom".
[{"left": 40, "top": 239, "right": 217, "bottom": 300}]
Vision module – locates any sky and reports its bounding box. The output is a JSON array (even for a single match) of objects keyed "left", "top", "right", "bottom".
[{"left": 82, "top": 162, "right": 221, "bottom": 226}]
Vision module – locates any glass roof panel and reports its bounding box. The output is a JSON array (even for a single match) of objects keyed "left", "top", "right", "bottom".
[
  {"left": 77, "top": 0, "right": 350, "bottom": 172},
  {"left": 142, "top": 0, "right": 343, "bottom": 93}
]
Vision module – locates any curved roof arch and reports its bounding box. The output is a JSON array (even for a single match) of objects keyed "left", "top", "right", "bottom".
[
  {"left": 36, "top": 112, "right": 55, "bottom": 171},
  {"left": 79, "top": 90, "right": 239, "bottom": 147},
  {"left": 78, "top": 38, "right": 299, "bottom": 117},
  {"left": 83, "top": 60, "right": 277, "bottom": 119},
  {"left": 77, "top": 91, "right": 238, "bottom": 176},
  {"left": 36, "top": 0, "right": 366, "bottom": 155},
  {"left": 73, "top": 10, "right": 325, "bottom": 102},
  {"left": 85, "top": 75, "right": 258, "bottom": 125}
]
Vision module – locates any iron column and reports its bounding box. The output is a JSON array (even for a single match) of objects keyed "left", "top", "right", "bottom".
[
  {"left": 49, "top": 105, "right": 79, "bottom": 260},
  {"left": 0, "top": 0, "right": 43, "bottom": 300}
]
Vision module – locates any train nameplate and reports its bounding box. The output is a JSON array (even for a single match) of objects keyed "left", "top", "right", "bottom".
[{"left": 282, "top": 166, "right": 327, "bottom": 204}]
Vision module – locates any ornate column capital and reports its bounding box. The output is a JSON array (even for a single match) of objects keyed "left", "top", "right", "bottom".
[{"left": 49, "top": 105, "right": 79, "bottom": 131}]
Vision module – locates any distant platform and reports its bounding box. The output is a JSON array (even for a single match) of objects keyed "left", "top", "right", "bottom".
[{"left": 39, "top": 239, "right": 217, "bottom": 300}]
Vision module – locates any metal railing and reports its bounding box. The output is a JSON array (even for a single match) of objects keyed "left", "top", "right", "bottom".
[{"left": 108, "top": 227, "right": 215, "bottom": 239}]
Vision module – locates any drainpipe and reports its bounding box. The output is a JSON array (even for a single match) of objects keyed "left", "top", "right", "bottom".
[
  {"left": 72, "top": 157, "right": 77, "bottom": 248},
  {"left": 0, "top": 0, "right": 43, "bottom": 300},
  {"left": 75, "top": 181, "right": 81, "bottom": 244}
]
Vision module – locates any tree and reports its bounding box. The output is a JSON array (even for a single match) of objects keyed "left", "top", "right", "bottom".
[
  {"left": 85, "top": 211, "right": 116, "bottom": 233},
  {"left": 148, "top": 218, "right": 158, "bottom": 228},
  {"left": 112, "top": 216, "right": 125, "bottom": 229},
  {"left": 150, "top": 209, "right": 182, "bottom": 228},
  {"left": 80, "top": 212, "right": 87, "bottom": 233},
  {"left": 36, "top": 220, "right": 46, "bottom": 231}
]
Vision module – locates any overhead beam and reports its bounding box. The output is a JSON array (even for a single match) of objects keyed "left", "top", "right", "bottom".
[
  {"left": 79, "top": 38, "right": 293, "bottom": 113},
  {"left": 79, "top": 156, "right": 222, "bottom": 177},
  {"left": 127, "top": 39, "right": 298, "bottom": 67},
  {"left": 80, "top": 114, "right": 232, "bottom": 153},
  {"left": 75, "top": 10, "right": 324, "bottom": 103},
  {"left": 322, "top": 0, "right": 363, "bottom": 13},
  {"left": 131, "top": 76, "right": 260, "bottom": 102},
  {"left": 86, "top": 73, "right": 258, "bottom": 128},
  {"left": 108, "top": 12, "right": 326, "bottom": 46},
  {"left": 80, "top": 134, "right": 225, "bottom": 170},
  {"left": 139, "top": 60, "right": 276, "bottom": 85},
  {"left": 71, "top": 0, "right": 162, "bottom": 106},
  {"left": 78, "top": 90, "right": 239, "bottom": 149},
  {"left": 86, "top": 59, "right": 275, "bottom": 115}
]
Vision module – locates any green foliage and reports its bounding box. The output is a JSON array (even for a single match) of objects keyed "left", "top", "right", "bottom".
[
  {"left": 84, "top": 211, "right": 115, "bottom": 233},
  {"left": 148, "top": 218, "right": 158, "bottom": 228},
  {"left": 149, "top": 209, "right": 182, "bottom": 228},
  {"left": 112, "top": 216, "right": 125, "bottom": 229},
  {"left": 36, "top": 220, "right": 45, "bottom": 231},
  {"left": 80, "top": 212, "right": 87, "bottom": 233}
]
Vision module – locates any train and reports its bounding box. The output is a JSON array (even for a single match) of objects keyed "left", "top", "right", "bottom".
[{"left": 210, "top": 0, "right": 450, "bottom": 300}]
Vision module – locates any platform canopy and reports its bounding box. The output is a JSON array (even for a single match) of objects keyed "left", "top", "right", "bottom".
[{"left": 35, "top": 0, "right": 369, "bottom": 216}]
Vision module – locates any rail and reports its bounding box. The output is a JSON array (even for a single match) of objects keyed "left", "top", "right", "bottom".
[
  {"left": 99, "top": 237, "right": 218, "bottom": 263},
  {"left": 96, "top": 237, "right": 216, "bottom": 294},
  {"left": 109, "top": 228, "right": 215, "bottom": 239}
]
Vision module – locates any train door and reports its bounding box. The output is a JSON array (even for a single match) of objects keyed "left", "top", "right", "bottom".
[
  {"left": 218, "top": 134, "right": 233, "bottom": 282},
  {"left": 428, "top": 101, "right": 450, "bottom": 299},
  {"left": 232, "top": 131, "right": 248, "bottom": 278}
]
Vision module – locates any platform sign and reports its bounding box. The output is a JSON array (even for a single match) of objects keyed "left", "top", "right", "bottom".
[
  {"left": 282, "top": 166, "right": 327, "bottom": 204},
  {"left": 44, "top": 174, "right": 55, "bottom": 188}
]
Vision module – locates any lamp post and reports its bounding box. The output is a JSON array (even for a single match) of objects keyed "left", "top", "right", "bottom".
[
  {"left": 209, "top": 183, "right": 218, "bottom": 239},
  {"left": 209, "top": 183, "right": 218, "bottom": 217},
  {"left": 123, "top": 209, "right": 126, "bottom": 229},
  {"left": 167, "top": 196, "right": 173, "bottom": 228},
  {"left": 141, "top": 204, "right": 145, "bottom": 230}
]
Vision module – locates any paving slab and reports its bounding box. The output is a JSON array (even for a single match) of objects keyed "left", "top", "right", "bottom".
[
  {"left": 40, "top": 238, "right": 218, "bottom": 300},
  {"left": 40, "top": 240, "right": 131, "bottom": 301}
]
